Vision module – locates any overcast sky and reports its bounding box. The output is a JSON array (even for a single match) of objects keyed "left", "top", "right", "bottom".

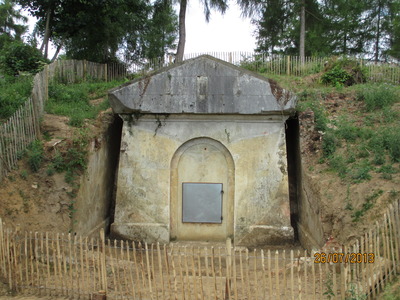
[
  {"left": 23, "top": 2, "right": 258, "bottom": 56},
  {"left": 184, "top": 2, "right": 257, "bottom": 54}
]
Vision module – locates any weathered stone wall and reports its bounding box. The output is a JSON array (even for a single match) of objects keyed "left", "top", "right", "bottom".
[
  {"left": 296, "top": 110, "right": 325, "bottom": 250},
  {"left": 111, "top": 114, "right": 294, "bottom": 247},
  {"left": 72, "top": 116, "right": 122, "bottom": 237}
]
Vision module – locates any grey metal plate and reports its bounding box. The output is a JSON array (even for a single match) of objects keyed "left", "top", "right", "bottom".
[{"left": 182, "top": 183, "right": 223, "bottom": 223}]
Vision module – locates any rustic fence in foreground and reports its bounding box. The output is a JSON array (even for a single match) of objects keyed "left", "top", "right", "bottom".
[{"left": 0, "top": 199, "right": 399, "bottom": 299}]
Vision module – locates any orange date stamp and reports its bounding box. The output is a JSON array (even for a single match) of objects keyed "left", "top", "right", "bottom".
[{"left": 314, "top": 252, "right": 375, "bottom": 264}]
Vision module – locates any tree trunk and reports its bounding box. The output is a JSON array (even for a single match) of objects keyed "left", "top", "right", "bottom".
[
  {"left": 299, "top": 0, "right": 305, "bottom": 65},
  {"left": 51, "top": 42, "right": 63, "bottom": 62},
  {"left": 175, "top": 0, "right": 187, "bottom": 62},
  {"left": 374, "top": 0, "right": 382, "bottom": 63},
  {"left": 40, "top": 8, "right": 52, "bottom": 59}
]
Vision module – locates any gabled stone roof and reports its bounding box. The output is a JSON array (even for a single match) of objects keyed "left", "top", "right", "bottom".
[{"left": 109, "top": 55, "right": 297, "bottom": 115}]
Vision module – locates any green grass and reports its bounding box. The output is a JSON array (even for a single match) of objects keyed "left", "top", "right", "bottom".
[
  {"left": 0, "top": 74, "right": 33, "bottom": 120},
  {"left": 45, "top": 79, "right": 124, "bottom": 127},
  {"left": 293, "top": 81, "right": 400, "bottom": 184},
  {"left": 356, "top": 83, "right": 399, "bottom": 111}
]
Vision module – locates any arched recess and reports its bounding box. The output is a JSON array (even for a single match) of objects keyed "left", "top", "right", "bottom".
[{"left": 170, "top": 138, "right": 235, "bottom": 241}]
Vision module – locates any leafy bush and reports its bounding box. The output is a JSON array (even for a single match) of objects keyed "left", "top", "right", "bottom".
[
  {"left": 321, "top": 57, "right": 366, "bottom": 86},
  {"left": 357, "top": 84, "right": 398, "bottom": 111},
  {"left": 0, "top": 41, "right": 48, "bottom": 76},
  {"left": 321, "top": 66, "right": 352, "bottom": 87},
  {"left": 27, "top": 140, "right": 44, "bottom": 172},
  {"left": 0, "top": 75, "right": 33, "bottom": 119}
]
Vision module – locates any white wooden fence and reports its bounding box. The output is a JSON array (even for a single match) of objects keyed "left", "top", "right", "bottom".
[{"left": 0, "top": 198, "right": 399, "bottom": 299}]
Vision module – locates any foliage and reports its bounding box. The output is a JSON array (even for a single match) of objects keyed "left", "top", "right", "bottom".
[
  {"left": 357, "top": 84, "right": 399, "bottom": 111},
  {"left": 379, "top": 275, "right": 400, "bottom": 300},
  {"left": 17, "top": 0, "right": 177, "bottom": 63},
  {"left": 322, "top": 131, "right": 337, "bottom": 157},
  {"left": 323, "top": 274, "right": 335, "bottom": 299},
  {"left": 0, "top": 40, "right": 48, "bottom": 75},
  {"left": 141, "top": 0, "right": 178, "bottom": 60},
  {"left": 321, "top": 57, "right": 366, "bottom": 87},
  {"left": 0, "top": 74, "right": 33, "bottom": 119},
  {"left": 253, "top": 0, "right": 399, "bottom": 60},
  {"left": 368, "top": 127, "right": 400, "bottom": 162},
  {"left": 0, "top": 0, "right": 27, "bottom": 48},
  {"left": 321, "top": 66, "right": 352, "bottom": 87},
  {"left": 48, "top": 129, "right": 88, "bottom": 185},
  {"left": 27, "top": 139, "right": 44, "bottom": 172}
]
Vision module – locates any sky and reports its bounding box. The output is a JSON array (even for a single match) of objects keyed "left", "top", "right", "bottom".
[
  {"left": 183, "top": 2, "right": 257, "bottom": 54},
  {"left": 22, "top": 2, "right": 258, "bottom": 57}
]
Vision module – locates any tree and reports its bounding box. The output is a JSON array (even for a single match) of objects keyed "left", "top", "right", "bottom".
[
  {"left": 18, "top": 0, "right": 177, "bottom": 63},
  {"left": 254, "top": 0, "right": 327, "bottom": 56},
  {"left": 143, "top": 0, "right": 178, "bottom": 60},
  {"left": 175, "top": 0, "right": 228, "bottom": 62},
  {"left": 386, "top": 0, "right": 400, "bottom": 59},
  {"left": 0, "top": 0, "right": 27, "bottom": 48},
  {"left": 0, "top": 40, "right": 47, "bottom": 75}
]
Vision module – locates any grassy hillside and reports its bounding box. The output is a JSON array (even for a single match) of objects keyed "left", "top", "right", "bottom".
[{"left": 266, "top": 72, "right": 400, "bottom": 244}]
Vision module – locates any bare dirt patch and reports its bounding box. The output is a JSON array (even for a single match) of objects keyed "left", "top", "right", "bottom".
[{"left": 0, "top": 110, "right": 113, "bottom": 233}]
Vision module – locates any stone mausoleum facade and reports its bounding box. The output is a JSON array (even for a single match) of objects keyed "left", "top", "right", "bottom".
[{"left": 109, "top": 55, "right": 297, "bottom": 247}]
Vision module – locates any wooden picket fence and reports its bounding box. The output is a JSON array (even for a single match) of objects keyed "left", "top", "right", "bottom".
[{"left": 0, "top": 199, "right": 399, "bottom": 299}]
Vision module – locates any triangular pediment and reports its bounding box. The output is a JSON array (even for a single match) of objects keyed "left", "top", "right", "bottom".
[{"left": 109, "top": 55, "right": 296, "bottom": 115}]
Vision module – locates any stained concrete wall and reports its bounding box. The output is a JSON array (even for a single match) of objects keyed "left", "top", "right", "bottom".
[
  {"left": 72, "top": 116, "right": 122, "bottom": 237},
  {"left": 111, "top": 114, "right": 294, "bottom": 247}
]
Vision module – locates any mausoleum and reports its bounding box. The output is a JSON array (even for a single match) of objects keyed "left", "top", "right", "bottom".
[{"left": 109, "top": 55, "right": 297, "bottom": 247}]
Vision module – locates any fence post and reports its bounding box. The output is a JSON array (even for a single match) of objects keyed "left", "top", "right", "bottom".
[
  {"left": 83, "top": 60, "right": 87, "bottom": 81},
  {"left": 287, "top": 56, "right": 291, "bottom": 76},
  {"left": 226, "top": 238, "right": 232, "bottom": 298},
  {"left": 99, "top": 229, "right": 107, "bottom": 294},
  {"left": 104, "top": 64, "right": 108, "bottom": 82}
]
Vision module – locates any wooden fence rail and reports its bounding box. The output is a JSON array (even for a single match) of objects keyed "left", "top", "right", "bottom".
[{"left": 0, "top": 199, "right": 399, "bottom": 299}]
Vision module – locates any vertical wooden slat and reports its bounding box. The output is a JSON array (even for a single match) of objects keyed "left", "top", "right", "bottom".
[
  {"left": 245, "top": 249, "right": 251, "bottom": 298},
  {"left": 126, "top": 241, "right": 136, "bottom": 298},
  {"left": 170, "top": 244, "right": 178, "bottom": 299},
  {"left": 178, "top": 246, "right": 185, "bottom": 299},
  {"left": 210, "top": 247, "right": 218, "bottom": 300},
  {"left": 297, "top": 250, "right": 302, "bottom": 300},
  {"left": 275, "top": 250, "right": 280, "bottom": 300},
  {"left": 369, "top": 229, "right": 376, "bottom": 299},
  {"left": 254, "top": 249, "right": 260, "bottom": 300},
  {"left": 150, "top": 243, "right": 159, "bottom": 300},
  {"left": 121, "top": 240, "right": 129, "bottom": 297},
  {"left": 184, "top": 246, "right": 191, "bottom": 299},
  {"left": 386, "top": 211, "right": 395, "bottom": 280},
  {"left": 132, "top": 241, "right": 143, "bottom": 299},
  {"left": 290, "top": 250, "right": 294, "bottom": 300},
  {"left": 68, "top": 233, "right": 73, "bottom": 296},
  {"left": 191, "top": 246, "right": 198, "bottom": 300},
  {"left": 267, "top": 249, "right": 273, "bottom": 298},
  {"left": 239, "top": 248, "right": 245, "bottom": 299},
  {"left": 113, "top": 239, "right": 122, "bottom": 298},
  {"left": 163, "top": 244, "right": 172, "bottom": 300},
  {"left": 197, "top": 247, "right": 204, "bottom": 300}
]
